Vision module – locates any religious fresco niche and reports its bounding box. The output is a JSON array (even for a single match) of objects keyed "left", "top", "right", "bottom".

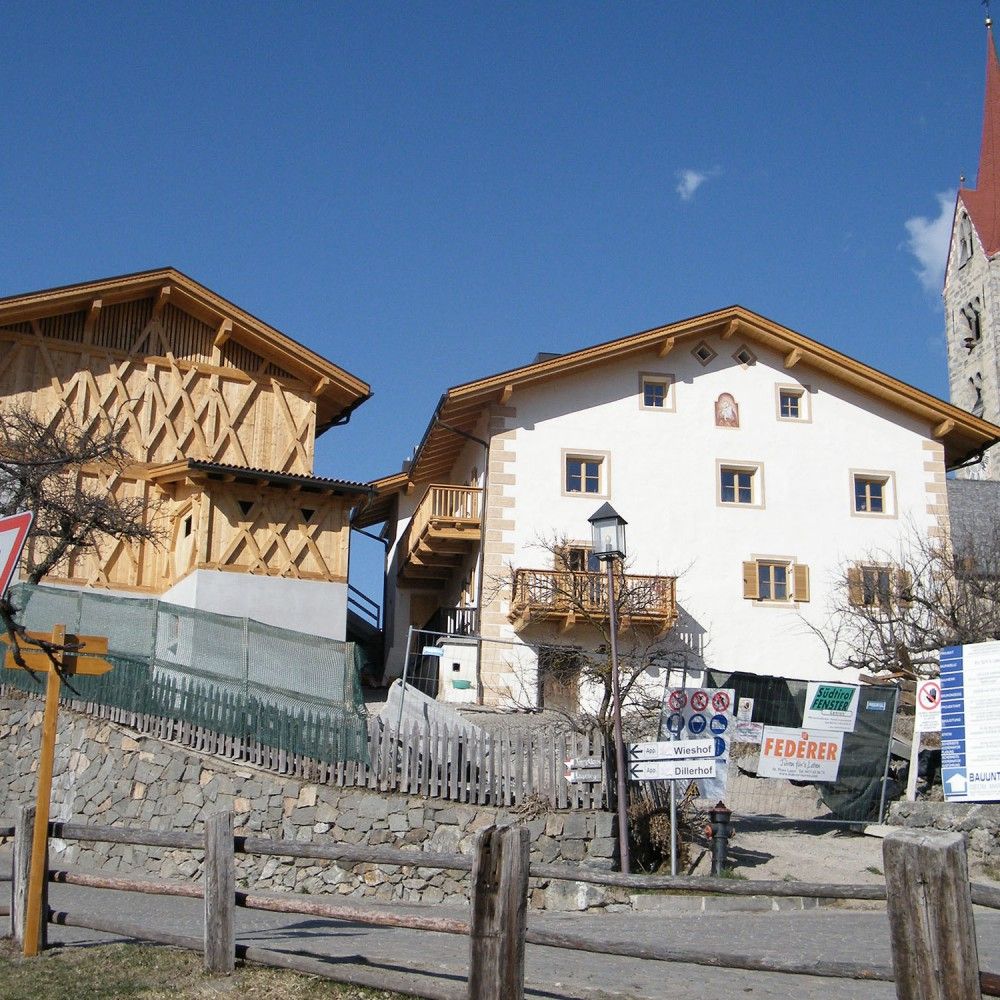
[{"left": 715, "top": 393, "right": 739, "bottom": 428}]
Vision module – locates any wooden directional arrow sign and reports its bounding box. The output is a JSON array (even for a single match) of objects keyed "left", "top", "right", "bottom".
[
  {"left": 628, "top": 739, "right": 715, "bottom": 761},
  {"left": 565, "top": 768, "right": 603, "bottom": 784},
  {"left": 565, "top": 757, "right": 602, "bottom": 770},
  {"left": 628, "top": 758, "right": 717, "bottom": 781},
  {"left": 564, "top": 757, "right": 603, "bottom": 783},
  {"left": 3, "top": 631, "right": 111, "bottom": 676}
]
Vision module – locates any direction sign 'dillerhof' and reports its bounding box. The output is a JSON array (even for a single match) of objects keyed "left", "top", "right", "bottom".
[{"left": 564, "top": 756, "right": 603, "bottom": 784}]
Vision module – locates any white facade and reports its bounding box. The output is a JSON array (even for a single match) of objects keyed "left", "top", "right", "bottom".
[{"left": 371, "top": 308, "right": 993, "bottom": 709}]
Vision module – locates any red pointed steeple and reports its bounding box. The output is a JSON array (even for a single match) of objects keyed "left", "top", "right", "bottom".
[{"left": 961, "top": 22, "right": 1000, "bottom": 255}]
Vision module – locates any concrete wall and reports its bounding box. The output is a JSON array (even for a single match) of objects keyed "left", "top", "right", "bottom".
[
  {"left": 0, "top": 698, "right": 622, "bottom": 911},
  {"left": 162, "top": 570, "right": 349, "bottom": 641}
]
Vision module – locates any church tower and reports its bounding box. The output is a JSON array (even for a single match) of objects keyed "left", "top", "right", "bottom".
[{"left": 945, "top": 20, "right": 1000, "bottom": 479}]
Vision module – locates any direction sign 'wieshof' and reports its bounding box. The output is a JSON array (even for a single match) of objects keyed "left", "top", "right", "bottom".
[{"left": 628, "top": 739, "right": 714, "bottom": 762}]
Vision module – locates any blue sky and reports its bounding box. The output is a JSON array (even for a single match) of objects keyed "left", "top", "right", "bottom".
[{"left": 0, "top": 2, "right": 991, "bottom": 596}]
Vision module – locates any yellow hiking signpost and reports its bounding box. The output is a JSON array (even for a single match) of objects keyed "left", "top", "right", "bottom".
[{"left": 3, "top": 625, "right": 111, "bottom": 956}]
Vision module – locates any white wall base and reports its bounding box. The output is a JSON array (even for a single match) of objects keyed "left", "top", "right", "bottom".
[{"left": 162, "top": 571, "right": 348, "bottom": 640}]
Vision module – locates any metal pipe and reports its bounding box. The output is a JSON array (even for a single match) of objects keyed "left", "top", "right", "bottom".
[{"left": 606, "top": 557, "right": 631, "bottom": 875}]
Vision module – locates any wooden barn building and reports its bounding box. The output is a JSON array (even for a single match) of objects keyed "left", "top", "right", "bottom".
[{"left": 0, "top": 268, "right": 371, "bottom": 640}]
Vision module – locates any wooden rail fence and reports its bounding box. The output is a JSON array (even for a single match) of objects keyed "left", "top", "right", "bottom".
[
  {"left": 0, "top": 684, "right": 608, "bottom": 809},
  {"left": 4, "top": 810, "right": 1000, "bottom": 998}
]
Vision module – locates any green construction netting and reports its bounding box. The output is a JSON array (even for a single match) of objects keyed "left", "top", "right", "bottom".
[{"left": 1, "top": 583, "right": 369, "bottom": 764}]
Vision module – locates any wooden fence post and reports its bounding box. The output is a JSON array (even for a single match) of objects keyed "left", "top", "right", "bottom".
[
  {"left": 12, "top": 804, "right": 46, "bottom": 951},
  {"left": 468, "top": 825, "right": 530, "bottom": 1000},
  {"left": 203, "top": 810, "right": 235, "bottom": 974},
  {"left": 883, "top": 828, "right": 981, "bottom": 1000}
]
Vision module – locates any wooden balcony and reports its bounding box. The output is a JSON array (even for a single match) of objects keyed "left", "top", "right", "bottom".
[
  {"left": 397, "top": 485, "right": 482, "bottom": 588},
  {"left": 508, "top": 568, "right": 678, "bottom": 633}
]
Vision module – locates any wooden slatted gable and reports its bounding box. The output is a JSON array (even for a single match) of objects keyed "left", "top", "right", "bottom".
[{"left": 0, "top": 268, "right": 370, "bottom": 596}]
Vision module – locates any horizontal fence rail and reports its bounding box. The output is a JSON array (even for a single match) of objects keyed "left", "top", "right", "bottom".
[{"left": 8, "top": 814, "right": 1000, "bottom": 999}]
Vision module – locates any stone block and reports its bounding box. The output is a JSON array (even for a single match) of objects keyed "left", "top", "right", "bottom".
[
  {"left": 562, "top": 813, "right": 590, "bottom": 838},
  {"left": 593, "top": 812, "right": 615, "bottom": 838},
  {"left": 587, "top": 837, "right": 617, "bottom": 859},
  {"left": 316, "top": 802, "right": 338, "bottom": 824},
  {"left": 356, "top": 795, "right": 391, "bottom": 820},
  {"left": 545, "top": 880, "right": 609, "bottom": 911},
  {"left": 560, "top": 840, "right": 586, "bottom": 862}
]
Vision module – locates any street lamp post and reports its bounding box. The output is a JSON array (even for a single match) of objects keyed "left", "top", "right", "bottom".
[{"left": 588, "top": 503, "right": 631, "bottom": 875}]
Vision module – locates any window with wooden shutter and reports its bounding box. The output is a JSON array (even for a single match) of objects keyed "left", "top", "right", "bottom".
[
  {"left": 847, "top": 567, "right": 864, "bottom": 606},
  {"left": 897, "top": 569, "right": 913, "bottom": 607},
  {"left": 793, "top": 563, "right": 810, "bottom": 602},
  {"left": 744, "top": 558, "right": 806, "bottom": 603}
]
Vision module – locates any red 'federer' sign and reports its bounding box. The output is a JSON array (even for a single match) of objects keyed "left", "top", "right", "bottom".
[{"left": 0, "top": 511, "right": 33, "bottom": 597}]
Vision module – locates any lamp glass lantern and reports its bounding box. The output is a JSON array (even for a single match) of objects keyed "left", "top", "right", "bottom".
[{"left": 588, "top": 503, "right": 627, "bottom": 561}]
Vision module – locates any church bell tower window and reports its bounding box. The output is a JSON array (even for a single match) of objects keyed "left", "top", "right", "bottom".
[{"left": 959, "top": 214, "right": 974, "bottom": 267}]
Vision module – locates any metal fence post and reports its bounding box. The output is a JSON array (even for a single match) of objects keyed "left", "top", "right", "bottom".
[
  {"left": 883, "top": 828, "right": 981, "bottom": 999},
  {"left": 468, "top": 825, "right": 530, "bottom": 1000},
  {"left": 204, "top": 810, "right": 235, "bottom": 974}
]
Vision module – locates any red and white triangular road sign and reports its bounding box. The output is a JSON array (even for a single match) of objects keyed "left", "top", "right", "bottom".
[{"left": 0, "top": 511, "right": 33, "bottom": 597}]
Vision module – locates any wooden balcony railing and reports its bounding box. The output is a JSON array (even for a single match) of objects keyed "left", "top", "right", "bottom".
[
  {"left": 397, "top": 485, "right": 483, "bottom": 587},
  {"left": 508, "top": 568, "right": 678, "bottom": 632}
]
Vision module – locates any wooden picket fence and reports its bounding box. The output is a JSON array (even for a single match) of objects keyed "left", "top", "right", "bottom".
[{"left": 0, "top": 683, "right": 608, "bottom": 810}]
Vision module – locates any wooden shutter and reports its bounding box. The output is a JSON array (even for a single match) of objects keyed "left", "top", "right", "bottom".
[
  {"left": 847, "top": 566, "right": 863, "bottom": 606},
  {"left": 896, "top": 569, "right": 913, "bottom": 607},
  {"left": 793, "top": 563, "right": 810, "bottom": 603},
  {"left": 742, "top": 561, "right": 759, "bottom": 599}
]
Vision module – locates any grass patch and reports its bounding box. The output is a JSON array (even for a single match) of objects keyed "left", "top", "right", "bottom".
[
  {"left": 0, "top": 940, "right": 406, "bottom": 1000},
  {"left": 865, "top": 865, "right": 883, "bottom": 876},
  {"left": 717, "top": 867, "right": 748, "bottom": 881}
]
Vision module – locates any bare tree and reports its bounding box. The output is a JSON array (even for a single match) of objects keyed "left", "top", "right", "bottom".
[
  {"left": 501, "top": 535, "right": 696, "bottom": 738},
  {"left": 0, "top": 402, "right": 159, "bottom": 665},
  {"left": 810, "top": 519, "right": 1000, "bottom": 680}
]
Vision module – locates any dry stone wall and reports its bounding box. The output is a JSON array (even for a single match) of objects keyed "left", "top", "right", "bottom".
[
  {"left": 0, "top": 697, "right": 621, "bottom": 910},
  {"left": 888, "top": 800, "right": 1000, "bottom": 864}
]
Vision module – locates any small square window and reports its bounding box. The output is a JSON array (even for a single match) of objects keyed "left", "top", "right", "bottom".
[
  {"left": 775, "top": 384, "right": 811, "bottom": 422},
  {"left": 779, "top": 390, "right": 800, "bottom": 419},
  {"left": 732, "top": 345, "right": 757, "bottom": 367},
  {"left": 644, "top": 382, "right": 666, "bottom": 407},
  {"left": 563, "top": 452, "right": 608, "bottom": 497},
  {"left": 692, "top": 341, "right": 717, "bottom": 366},
  {"left": 758, "top": 562, "right": 789, "bottom": 601},
  {"left": 718, "top": 462, "right": 763, "bottom": 508},
  {"left": 721, "top": 468, "right": 754, "bottom": 504},
  {"left": 639, "top": 372, "right": 675, "bottom": 411},
  {"left": 854, "top": 476, "right": 886, "bottom": 513}
]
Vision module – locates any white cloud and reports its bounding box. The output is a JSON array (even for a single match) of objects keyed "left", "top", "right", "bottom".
[
  {"left": 676, "top": 168, "right": 714, "bottom": 202},
  {"left": 904, "top": 190, "right": 956, "bottom": 292}
]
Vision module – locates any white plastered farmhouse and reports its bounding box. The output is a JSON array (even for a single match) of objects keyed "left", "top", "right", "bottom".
[{"left": 353, "top": 306, "right": 1000, "bottom": 710}]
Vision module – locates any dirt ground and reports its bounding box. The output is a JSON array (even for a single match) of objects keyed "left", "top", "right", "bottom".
[{"left": 688, "top": 821, "right": 1000, "bottom": 888}]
